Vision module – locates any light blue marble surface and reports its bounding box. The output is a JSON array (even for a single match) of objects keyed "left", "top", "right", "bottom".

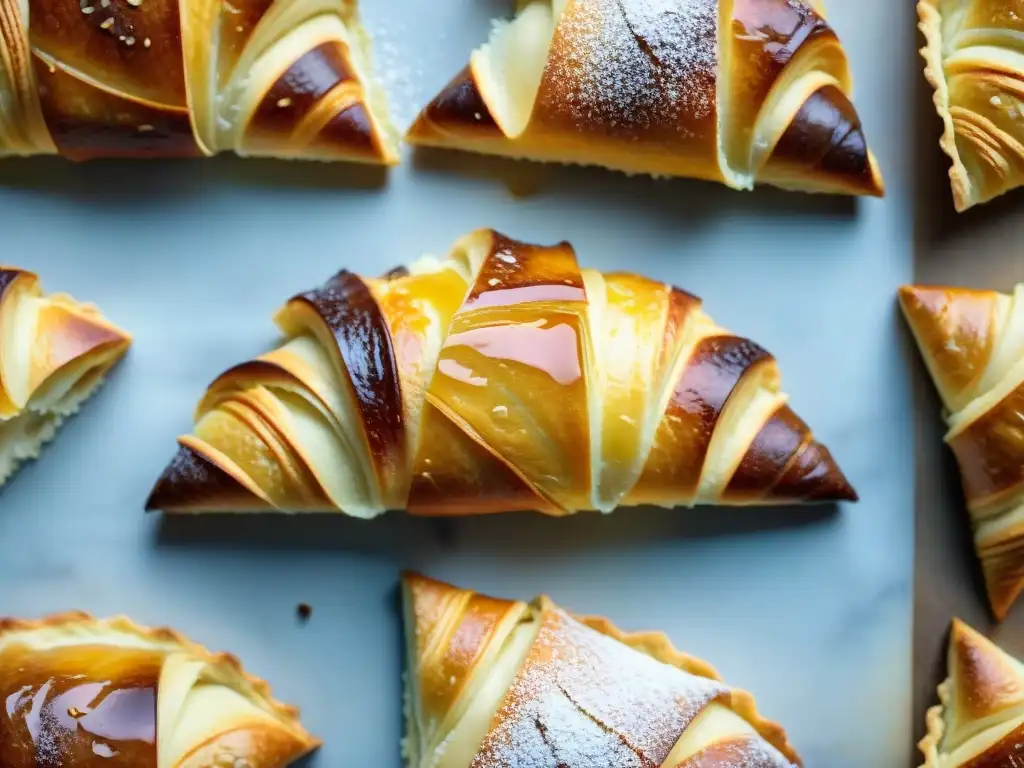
[{"left": 0, "top": 0, "right": 915, "bottom": 765}]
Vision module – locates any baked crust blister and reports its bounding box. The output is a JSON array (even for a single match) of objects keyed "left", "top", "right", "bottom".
[
  {"left": 917, "top": 0, "right": 1024, "bottom": 211},
  {"left": 0, "top": 0, "right": 398, "bottom": 162},
  {"left": 900, "top": 283, "right": 1024, "bottom": 620},
  {"left": 147, "top": 228, "right": 857, "bottom": 517},
  {"left": 0, "top": 267, "right": 130, "bottom": 490},
  {"left": 0, "top": 611, "right": 320, "bottom": 767},
  {"left": 407, "top": 0, "right": 884, "bottom": 197},
  {"left": 401, "top": 572, "right": 801, "bottom": 768}
]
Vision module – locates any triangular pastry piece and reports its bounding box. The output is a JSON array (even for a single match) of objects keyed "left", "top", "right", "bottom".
[
  {"left": 900, "top": 284, "right": 1024, "bottom": 620},
  {"left": 0, "top": 0, "right": 398, "bottom": 162},
  {"left": 407, "top": 0, "right": 884, "bottom": 197},
  {"left": 919, "top": 0, "right": 1024, "bottom": 210},
  {"left": 0, "top": 268, "right": 130, "bottom": 490},
  {"left": 920, "top": 619, "right": 1024, "bottom": 766},
  {"left": 147, "top": 229, "right": 856, "bottom": 515},
  {"left": 401, "top": 572, "right": 802, "bottom": 768},
  {"left": 0, "top": 612, "right": 319, "bottom": 766}
]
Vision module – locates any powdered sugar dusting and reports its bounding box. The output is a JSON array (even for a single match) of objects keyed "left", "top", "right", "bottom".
[
  {"left": 470, "top": 609, "right": 793, "bottom": 767},
  {"left": 544, "top": 0, "right": 718, "bottom": 138}
]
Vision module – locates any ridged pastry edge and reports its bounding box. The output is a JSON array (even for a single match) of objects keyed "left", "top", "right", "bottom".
[
  {"left": 917, "top": 0, "right": 975, "bottom": 212},
  {"left": 576, "top": 610, "right": 803, "bottom": 766},
  {"left": 918, "top": 681, "right": 947, "bottom": 768},
  {"left": 0, "top": 610, "right": 320, "bottom": 747}
]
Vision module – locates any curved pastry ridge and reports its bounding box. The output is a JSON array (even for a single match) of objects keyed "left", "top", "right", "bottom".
[
  {"left": 902, "top": 282, "right": 1024, "bottom": 620},
  {"left": 0, "top": 268, "right": 130, "bottom": 489},
  {"left": 150, "top": 229, "right": 855, "bottom": 516},
  {"left": 0, "top": 0, "right": 397, "bottom": 161},
  {"left": 920, "top": 619, "right": 1024, "bottom": 767},
  {"left": 919, "top": 0, "right": 1024, "bottom": 209},
  {"left": 0, "top": 612, "right": 318, "bottom": 767},
  {"left": 408, "top": 0, "right": 881, "bottom": 196},
  {"left": 402, "top": 573, "right": 802, "bottom": 768}
]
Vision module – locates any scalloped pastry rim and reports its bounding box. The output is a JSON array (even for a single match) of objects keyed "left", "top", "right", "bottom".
[
  {"left": 571, "top": 604, "right": 803, "bottom": 766},
  {"left": 917, "top": 0, "right": 975, "bottom": 212},
  {"left": 0, "top": 610, "right": 320, "bottom": 747}
]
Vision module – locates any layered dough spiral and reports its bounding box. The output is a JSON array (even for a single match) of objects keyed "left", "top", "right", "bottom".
[
  {"left": 0, "top": 0, "right": 397, "bottom": 161},
  {"left": 0, "top": 268, "right": 130, "bottom": 489},
  {"left": 900, "top": 284, "right": 1024, "bottom": 620},
  {"left": 407, "top": 0, "right": 884, "bottom": 196},
  {"left": 919, "top": 0, "right": 1024, "bottom": 210},
  {"left": 0, "top": 612, "right": 318, "bottom": 767},
  {"left": 402, "top": 572, "right": 801, "bottom": 768},
  {"left": 148, "top": 228, "right": 856, "bottom": 516},
  {"left": 920, "top": 619, "right": 1024, "bottom": 767}
]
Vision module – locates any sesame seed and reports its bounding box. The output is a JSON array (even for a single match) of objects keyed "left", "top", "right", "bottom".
[
  {"left": 47, "top": 63, "right": 56, "bottom": 73},
  {"left": 125, "top": 35, "right": 135, "bottom": 44},
  {"left": 137, "top": 124, "right": 153, "bottom": 132},
  {"left": 127, "top": 0, "right": 142, "bottom": 6},
  {"left": 276, "top": 97, "right": 291, "bottom": 108},
  {"left": 235, "top": 24, "right": 243, "bottom": 31},
  {"left": 100, "top": 16, "right": 114, "bottom": 28},
  {"left": 143, "top": 37, "right": 151, "bottom": 47},
  {"left": 81, "top": 5, "right": 94, "bottom": 12},
  {"left": 100, "top": 0, "right": 109, "bottom": 7},
  {"left": 118, "top": 34, "right": 125, "bottom": 40}
]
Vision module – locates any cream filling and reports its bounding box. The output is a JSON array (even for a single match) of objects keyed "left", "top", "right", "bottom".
[{"left": 661, "top": 702, "right": 774, "bottom": 765}]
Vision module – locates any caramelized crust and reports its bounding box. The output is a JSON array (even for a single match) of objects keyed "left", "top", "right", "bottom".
[
  {"left": 0, "top": 612, "right": 319, "bottom": 767},
  {"left": 918, "top": 0, "right": 1024, "bottom": 210},
  {"left": 148, "top": 229, "right": 855, "bottom": 516},
  {"left": 402, "top": 573, "right": 802, "bottom": 768},
  {"left": 0, "top": 268, "right": 130, "bottom": 489},
  {"left": 407, "top": 0, "right": 883, "bottom": 196},
  {"left": 920, "top": 620, "right": 1024, "bottom": 767},
  {"left": 0, "top": 0, "right": 397, "bottom": 162},
  {"left": 900, "top": 284, "right": 1024, "bottom": 619}
]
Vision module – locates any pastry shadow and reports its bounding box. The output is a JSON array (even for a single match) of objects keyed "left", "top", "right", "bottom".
[
  {"left": 410, "top": 146, "right": 861, "bottom": 223},
  {"left": 0, "top": 155, "right": 388, "bottom": 200},
  {"left": 152, "top": 501, "right": 841, "bottom": 559}
]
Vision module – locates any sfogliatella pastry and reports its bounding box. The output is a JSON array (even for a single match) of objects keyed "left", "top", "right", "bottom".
[
  {"left": 0, "top": 0, "right": 397, "bottom": 162},
  {"left": 402, "top": 572, "right": 802, "bottom": 768},
  {"left": 147, "top": 228, "right": 857, "bottom": 516},
  {"left": 919, "top": 619, "right": 1024, "bottom": 766},
  {"left": 900, "top": 284, "right": 1024, "bottom": 620},
  {"left": 407, "top": 0, "right": 884, "bottom": 197},
  {"left": 0, "top": 612, "right": 319, "bottom": 766},
  {"left": 919, "top": 1, "right": 1024, "bottom": 211},
  {"left": 0, "top": 268, "right": 130, "bottom": 490}
]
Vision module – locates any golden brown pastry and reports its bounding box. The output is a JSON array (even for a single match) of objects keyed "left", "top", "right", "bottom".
[
  {"left": 0, "top": 0, "right": 397, "bottom": 162},
  {"left": 900, "top": 284, "right": 1024, "bottom": 620},
  {"left": 0, "top": 612, "right": 319, "bottom": 766},
  {"left": 147, "top": 228, "right": 856, "bottom": 516},
  {"left": 0, "top": 268, "right": 130, "bottom": 489},
  {"left": 407, "top": 0, "right": 883, "bottom": 197},
  {"left": 919, "top": 619, "right": 1024, "bottom": 766},
  {"left": 402, "top": 572, "right": 802, "bottom": 768},
  {"left": 919, "top": 0, "right": 1024, "bottom": 211}
]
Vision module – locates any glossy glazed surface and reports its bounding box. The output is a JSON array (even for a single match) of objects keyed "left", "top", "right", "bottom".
[
  {"left": 0, "top": 0, "right": 913, "bottom": 764},
  {"left": 0, "top": 644, "right": 160, "bottom": 766}
]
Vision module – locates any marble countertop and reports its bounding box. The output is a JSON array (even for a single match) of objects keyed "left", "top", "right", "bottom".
[{"left": 0, "top": 0, "right": 916, "bottom": 764}]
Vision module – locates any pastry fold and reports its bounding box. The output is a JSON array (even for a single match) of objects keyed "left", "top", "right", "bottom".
[
  {"left": 401, "top": 572, "right": 801, "bottom": 768},
  {"left": 0, "top": 268, "right": 130, "bottom": 489},
  {"left": 919, "top": 0, "right": 1024, "bottom": 210},
  {"left": 407, "top": 0, "right": 884, "bottom": 197},
  {"left": 0, "top": 612, "right": 319, "bottom": 767},
  {"left": 0, "top": 0, "right": 397, "bottom": 162},
  {"left": 920, "top": 619, "right": 1024, "bottom": 767},
  {"left": 148, "top": 228, "right": 856, "bottom": 516},
  {"left": 900, "top": 283, "right": 1024, "bottom": 620}
]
